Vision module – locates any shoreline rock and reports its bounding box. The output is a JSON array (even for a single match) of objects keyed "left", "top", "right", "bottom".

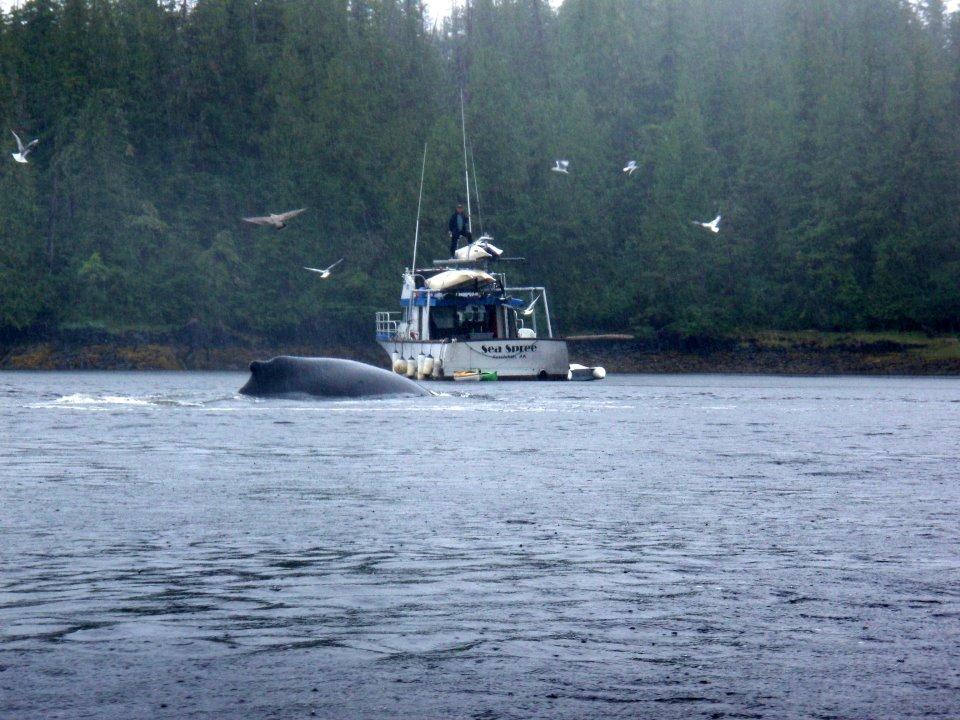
[{"left": 2, "top": 335, "right": 959, "bottom": 375}]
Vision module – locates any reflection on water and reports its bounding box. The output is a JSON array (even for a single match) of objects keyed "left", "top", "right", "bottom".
[{"left": 1, "top": 371, "right": 959, "bottom": 719}]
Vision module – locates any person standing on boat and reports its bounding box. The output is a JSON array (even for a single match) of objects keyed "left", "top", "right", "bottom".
[{"left": 448, "top": 202, "right": 472, "bottom": 257}]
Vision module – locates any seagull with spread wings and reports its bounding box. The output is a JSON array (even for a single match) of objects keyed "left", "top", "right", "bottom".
[
  {"left": 521, "top": 294, "right": 541, "bottom": 317},
  {"left": 242, "top": 207, "right": 307, "bottom": 229},
  {"left": 551, "top": 160, "right": 570, "bottom": 175},
  {"left": 693, "top": 215, "right": 722, "bottom": 233},
  {"left": 11, "top": 130, "right": 38, "bottom": 164},
  {"left": 304, "top": 258, "right": 344, "bottom": 279}
]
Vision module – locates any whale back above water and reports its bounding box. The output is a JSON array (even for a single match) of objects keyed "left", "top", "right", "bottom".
[{"left": 239, "top": 356, "right": 430, "bottom": 398}]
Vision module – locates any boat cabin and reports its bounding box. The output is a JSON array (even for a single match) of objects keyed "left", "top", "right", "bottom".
[{"left": 375, "top": 268, "right": 552, "bottom": 344}]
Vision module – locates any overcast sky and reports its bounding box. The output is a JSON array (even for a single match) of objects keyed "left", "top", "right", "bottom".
[{"left": 423, "top": 0, "right": 560, "bottom": 22}]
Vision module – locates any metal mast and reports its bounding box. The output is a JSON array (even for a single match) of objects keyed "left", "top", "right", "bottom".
[
  {"left": 410, "top": 143, "right": 428, "bottom": 271},
  {"left": 459, "top": 88, "right": 472, "bottom": 224},
  {"left": 469, "top": 144, "right": 484, "bottom": 236}
]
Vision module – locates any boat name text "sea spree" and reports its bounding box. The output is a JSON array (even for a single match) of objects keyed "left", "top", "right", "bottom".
[{"left": 480, "top": 344, "right": 537, "bottom": 355}]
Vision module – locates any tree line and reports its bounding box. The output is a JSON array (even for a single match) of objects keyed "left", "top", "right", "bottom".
[{"left": 1, "top": 0, "right": 958, "bottom": 345}]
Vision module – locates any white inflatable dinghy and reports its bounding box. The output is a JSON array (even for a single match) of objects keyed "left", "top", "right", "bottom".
[
  {"left": 425, "top": 269, "right": 497, "bottom": 292},
  {"left": 568, "top": 363, "right": 606, "bottom": 381}
]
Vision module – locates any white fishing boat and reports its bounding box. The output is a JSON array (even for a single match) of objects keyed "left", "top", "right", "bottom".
[
  {"left": 376, "top": 261, "right": 570, "bottom": 381},
  {"left": 375, "top": 92, "right": 602, "bottom": 382}
]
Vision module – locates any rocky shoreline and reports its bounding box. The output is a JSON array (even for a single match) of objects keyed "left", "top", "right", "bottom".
[
  {"left": 567, "top": 339, "right": 960, "bottom": 376},
  {"left": 2, "top": 331, "right": 959, "bottom": 375},
  {"left": 0, "top": 340, "right": 384, "bottom": 372}
]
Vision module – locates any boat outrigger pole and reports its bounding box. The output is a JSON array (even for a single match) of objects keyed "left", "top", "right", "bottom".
[
  {"left": 459, "top": 88, "right": 472, "bottom": 224},
  {"left": 410, "top": 142, "right": 428, "bottom": 271},
  {"left": 469, "top": 144, "right": 485, "bottom": 236}
]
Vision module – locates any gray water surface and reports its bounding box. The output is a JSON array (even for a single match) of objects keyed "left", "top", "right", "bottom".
[{"left": 1, "top": 372, "right": 958, "bottom": 719}]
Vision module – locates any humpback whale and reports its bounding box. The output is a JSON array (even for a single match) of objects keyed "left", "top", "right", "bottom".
[{"left": 239, "top": 356, "right": 430, "bottom": 398}]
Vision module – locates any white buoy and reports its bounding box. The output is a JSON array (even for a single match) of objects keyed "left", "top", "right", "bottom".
[
  {"left": 422, "top": 354, "right": 435, "bottom": 377},
  {"left": 567, "top": 363, "right": 606, "bottom": 381},
  {"left": 431, "top": 356, "right": 443, "bottom": 378},
  {"left": 391, "top": 351, "right": 404, "bottom": 374},
  {"left": 405, "top": 357, "right": 416, "bottom": 377},
  {"left": 416, "top": 351, "right": 426, "bottom": 380}
]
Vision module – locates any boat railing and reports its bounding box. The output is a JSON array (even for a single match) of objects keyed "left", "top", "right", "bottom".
[
  {"left": 375, "top": 311, "right": 400, "bottom": 340},
  {"left": 504, "top": 286, "right": 553, "bottom": 338}
]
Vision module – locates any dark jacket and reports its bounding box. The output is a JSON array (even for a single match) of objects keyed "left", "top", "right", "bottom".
[{"left": 448, "top": 211, "right": 471, "bottom": 238}]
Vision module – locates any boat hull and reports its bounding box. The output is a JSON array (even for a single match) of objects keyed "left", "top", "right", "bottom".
[{"left": 379, "top": 338, "right": 569, "bottom": 380}]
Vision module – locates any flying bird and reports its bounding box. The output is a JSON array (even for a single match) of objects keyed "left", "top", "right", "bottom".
[
  {"left": 521, "top": 294, "right": 541, "bottom": 317},
  {"left": 11, "top": 130, "right": 38, "bottom": 164},
  {"left": 242, "top": 207, "right": 307, "bottom": 229},
  {"left": 693, "top": 215, "right": 722, "bottom": 233},
  {"left": 551, "top": 160, "right": 570, "bottom": 175},
  {"left": 304, "top": 258, "right": 343, "bottom": 279},
  {"left": 623, "top": 160, "right": 638, "bottom": 176}
]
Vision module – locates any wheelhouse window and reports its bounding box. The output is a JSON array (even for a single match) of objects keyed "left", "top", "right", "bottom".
[{"left": 429, "top": 304, "right": 498, "bottom": 340}]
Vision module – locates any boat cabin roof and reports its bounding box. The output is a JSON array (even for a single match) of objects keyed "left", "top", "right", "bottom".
[
  {"left": 404, "top": 265, "right": 528, "bottom": 310},
  {"left": 402, "top": 291, "right": 524, "bottom": 309}
]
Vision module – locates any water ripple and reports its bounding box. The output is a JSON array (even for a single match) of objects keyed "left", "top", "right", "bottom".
[{"left": 1, "top": 372, "right": 958, "bottom": 719}]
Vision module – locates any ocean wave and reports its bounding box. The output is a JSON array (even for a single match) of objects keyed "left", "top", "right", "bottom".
[{"left": 29, "top": 393, "right": 208, "bottom": 409}]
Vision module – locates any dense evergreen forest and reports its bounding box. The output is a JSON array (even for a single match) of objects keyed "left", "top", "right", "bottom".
[{"left": 1, "top": 0, "right": 959, "bottom": 347}]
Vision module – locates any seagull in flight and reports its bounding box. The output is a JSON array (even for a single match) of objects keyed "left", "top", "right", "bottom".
[
  {"left": 11, "top": 130, "right": 38, "bottom": 164},
  {"left": 242, "top": 207, "right": 307, "bottom": 229},
  {"left": 304, "top": 258, "right": 343, "bottom": 279},
  {"left": 551, "top": 160, "right": 570, "bottom": 175},
  {"left": 623, "top": 160, "right": 638, "bottom": 176},
  {"left": 521, "top": 294, "right": 541, "bottom": 317},
  {"left": 693, "top": 215, "right": 722, "bottom": 233}
]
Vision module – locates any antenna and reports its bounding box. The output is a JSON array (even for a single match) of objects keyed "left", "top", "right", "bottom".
[
  {"left": 459, "top": 88, "right": 472, "bottom": 224},
  {"left": 411, "top": 143, "right": 428, "bottom": 271},
  {"left": 469, "top": 143, "right": 484, "bottom": 236}
]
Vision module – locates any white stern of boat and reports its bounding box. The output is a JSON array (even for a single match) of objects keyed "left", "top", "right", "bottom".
[{"left": 380, "top": 338, "right": 569, "bottom": 380}]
